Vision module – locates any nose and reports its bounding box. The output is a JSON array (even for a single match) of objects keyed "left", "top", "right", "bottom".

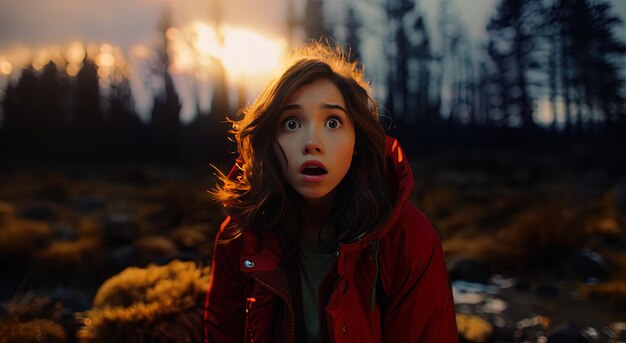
[
  {"left": 302, "top": 127, "right": 323, "bottom": 155},
  {"left": 303, "top": 142, "right": 322, "bottom": 154}
]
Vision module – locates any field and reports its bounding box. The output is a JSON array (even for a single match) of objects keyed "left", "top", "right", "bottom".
[{"left": 1, "top": 143, "right": 625, "bottom": 342}]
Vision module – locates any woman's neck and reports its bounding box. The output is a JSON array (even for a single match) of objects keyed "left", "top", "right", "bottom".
[{"left": 299, "top": 192, "right": 335, "bottom": 241}]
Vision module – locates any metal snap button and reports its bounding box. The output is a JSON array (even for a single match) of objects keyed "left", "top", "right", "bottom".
[{"left": 244, "top": 259, "right": 255, "bottom": 268}]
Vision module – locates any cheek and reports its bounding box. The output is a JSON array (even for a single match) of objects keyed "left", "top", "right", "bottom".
[{"left": 337, "top": 139, "right": 356, "bottom": 173}]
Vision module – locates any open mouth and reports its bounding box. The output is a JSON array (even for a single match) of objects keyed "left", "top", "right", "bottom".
[{"left": 300, "top": 166, "right": 328, "bottom": 176}]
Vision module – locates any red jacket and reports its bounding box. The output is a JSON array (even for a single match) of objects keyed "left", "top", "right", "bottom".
[{"left": 204, "top": 137, "right": 458, "bottom": 342}]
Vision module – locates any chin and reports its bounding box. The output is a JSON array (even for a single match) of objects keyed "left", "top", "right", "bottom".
[
  {"left": 295, "top": 187, "right": 336, "bottom": 201},
  {"left": 297, "top": 191, "right": 328, "bottom": 200}
]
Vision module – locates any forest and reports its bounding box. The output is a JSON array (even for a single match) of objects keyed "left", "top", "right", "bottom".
[
  {"left": 1, "top": 0, "right": 626, "bottom": 342},
  {"left": 1, "top": 0, "right": 625, "bottom": 164}
]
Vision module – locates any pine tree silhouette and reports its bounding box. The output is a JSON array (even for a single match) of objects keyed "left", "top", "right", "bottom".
[{"left": 487, "top": 0, "right": 540, "bottom": 129}]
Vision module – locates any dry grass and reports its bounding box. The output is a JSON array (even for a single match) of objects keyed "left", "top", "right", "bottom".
[
  {"left": 441, "top": 198, "right": 584, "bottom": 272},
  {"left": 0, "top": 219, "right": 52, "bottom": 262},
  {"left": 36, "top": 238, "right": 106, "bottom": 274},
  {"left": 0, "top": 201, "right": 16, "bottom": 225},
  {"left": 0, "top": 318, "right": 67, "bottom": 343},
  {"left": 579, "top": 281, "right": 626, "bottom": 305},
  {"left": 133, "top": 235, "right": 178, "bottom": 260},
  {"left": 77, "top": 260, "right": 210, "bottom": 343},
  {"left": 0, "top": 295, "right": 66, "bottom": 343}
]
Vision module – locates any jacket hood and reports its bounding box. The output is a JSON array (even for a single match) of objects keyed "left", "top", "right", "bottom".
[
  {"left": 339, "top": 135, "right": 414, "bottom": 251},
  {"left": 369, "top": 136, "right": 414, "bottom": 239}
]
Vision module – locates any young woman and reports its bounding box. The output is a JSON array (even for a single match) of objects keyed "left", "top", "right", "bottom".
[{"left": 204, "top": 43, "right": 457, "bottom": 343}]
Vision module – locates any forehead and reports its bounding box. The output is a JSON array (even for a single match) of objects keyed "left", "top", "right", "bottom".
[{"left": 286, "top": 78, "right": 346, "bottom": 106}]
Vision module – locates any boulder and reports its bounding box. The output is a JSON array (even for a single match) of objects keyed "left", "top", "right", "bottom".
[
  {"left": 615, "top": 179, "right": 626, "bottom": 214},
  {"left": 450, "top": 259, "right": 491, "bottom": 284},
  {"left": 547, "top": 322, "right": 582, "bottom": 343},
  {"left": 20, "top": 205, "right": 57, "bottom": 221},
  {"left": 73, "top": 196, "right": 106, "bottom": 214},
  {"left": 102, "top": 213, "right": 139, "bottom": 246}
]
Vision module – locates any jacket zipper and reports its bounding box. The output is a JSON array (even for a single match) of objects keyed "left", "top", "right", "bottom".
[
  {"left": 250, "top": 274, "right": 296, "bottom": 343},
  {"left": 318, "top": 248, "right": 341, "bottom": 343}
]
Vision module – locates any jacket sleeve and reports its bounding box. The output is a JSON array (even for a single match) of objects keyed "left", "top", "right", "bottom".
[
  {"left": 204, "top": 216, "right": 245, "bottom": 343},
  {"left": 381, "top": 218, "right": 458, "bottom": 343}
]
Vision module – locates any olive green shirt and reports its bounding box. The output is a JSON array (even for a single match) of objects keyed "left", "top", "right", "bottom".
[{"left": 299, "top": 238, "right": 335, "bottom": 343}]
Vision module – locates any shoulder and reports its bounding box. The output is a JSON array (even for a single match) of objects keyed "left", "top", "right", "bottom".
[
  {"left": 213, "top": 216, "right": 244, "bottom": 260},
  {"left": 379, "top": 202, "right": 441, "bottom": 266}
]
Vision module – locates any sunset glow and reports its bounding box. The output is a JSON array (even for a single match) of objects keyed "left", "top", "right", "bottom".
[
  {"left": 66, "top": 42, "right": 86, "bottom": 64},
  {"left": 180, "top": 22, "right": 286, "bottom": 80},
  {"left": 0, "top": 57, "right": 12, "bottom": 75},
  {"left": 33, "top": 50, "right": 51, "bottom": 70},
  {"left": 95, "top": 52, "right": 115, "bottom": 68},
  {"left": 66, "top": 64, "right": 80, "bottom": 76},
  {"left": 219, "top": 27, "right": 286, "bottom": 79},
  {"left": 193, "top": 23, "right": 220, "bottom": 56}
]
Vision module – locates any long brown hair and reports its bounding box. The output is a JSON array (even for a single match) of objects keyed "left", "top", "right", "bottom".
[{"left": 211, "top": 43, "right": 393, "bottom": 249}]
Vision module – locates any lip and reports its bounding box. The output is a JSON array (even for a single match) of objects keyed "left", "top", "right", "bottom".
[{"left": 298, "top": 160, "right": 327, "bottom": 183}]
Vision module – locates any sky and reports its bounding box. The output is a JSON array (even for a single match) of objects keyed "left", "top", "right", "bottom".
[{"left": 1, "top": 0, "right": 625, "bottom": 121}]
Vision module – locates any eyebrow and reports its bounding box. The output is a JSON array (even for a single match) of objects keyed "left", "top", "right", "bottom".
[{"left": 281, "top": 103, "right": 348, "bottom": 113}]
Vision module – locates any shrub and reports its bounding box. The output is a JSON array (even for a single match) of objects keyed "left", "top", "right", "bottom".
[{"left": 77, "top": 260, "right": 210, "bottom": 343}]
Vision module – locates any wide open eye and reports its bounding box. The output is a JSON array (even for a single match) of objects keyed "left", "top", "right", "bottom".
[
  {"left": 325, "top": 117, "right": 343, "bottom": 129},
  {"left": 282, "top": 118, "right": 301, "bottom": 130}
]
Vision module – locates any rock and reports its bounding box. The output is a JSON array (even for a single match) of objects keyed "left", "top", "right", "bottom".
[
  {"left": 535, "top": 282, "right": 560, "bottom": 298},
  {"left": 0, "top": 201, "right": 15, "bottom": 224},
  {"left": 52, "top": 224, "right": 77, "bottom": 241},
  {"left": 591, "top": 217, "right": 622, "bottom": 237},
  {"left": 606, "top": 322, "right": 626, "bottom": 342},
  {"left": 489, "top": 274, "right": 517, "bottom": 289},
  {"left": 615, "top": 179, "right": 626, "bottom": 214},
  {"left": 133, "top": 235, "right": 178, "bottom": 265},
  {"left": 175, "top": 250, "right": 202, "bottom": 262},
  {"left": 453, "top": 291, "right": 486, "bottom": 305},
  {"left": 73, "top": 196, "right": 106, "bottom": 214},
  {"left": 547, "top": 322, "right": 582, "bottom": 343},
  {"left": 449, "top": 259, "right": 491, "bottom": 284},
  {"left": 516, "top": 315, "right": 551, "bottom": 330},
  {"left": 169, "top": 225, "right": 208, "bottom": 250},
  {"left": 452, "top": 280, "right": 495, "bottom": 294},
  {"left": 36, "top": 182, "right": 69, "bottom": 202},
  {"left": 147, "top": 205, "right": 183, "bottom": 230},
  {"left": 481, "top": 298, "right": 507, "bottom": 314},
  {"left": 456, "top": 313, "right": 493, "bottom": 343},
  {"left": 19, "top": 205, "right": 57, "bottom": 221},
  {"left": 580, "top": 327, "right": 601, "bottom": 341},
  {"left": 102, "top": 213, "right": 139, "bottom": 246},
  {"left": 566, "top": 248, "right": 611, "bottom": 284},
  {"left": 109, "top": 245, "right": 137, "bottom": 271},
  {"left": 491, "top": 325, "right": 516, "bottom": 343}
]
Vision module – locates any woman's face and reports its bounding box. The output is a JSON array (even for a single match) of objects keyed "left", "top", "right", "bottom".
[{"left": 274, "top": 78, "right": 356, "bottom": 200}]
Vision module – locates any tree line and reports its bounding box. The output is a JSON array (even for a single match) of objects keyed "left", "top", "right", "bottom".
[
  {"left": 308, "top": 0, "right": 626, "bottom": 148},
  {"left": 1, "top": 0, "right": 625, "bottom": 165},
  {"left": 0, "top": 10, "right": 231, "bottom": 166}
]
